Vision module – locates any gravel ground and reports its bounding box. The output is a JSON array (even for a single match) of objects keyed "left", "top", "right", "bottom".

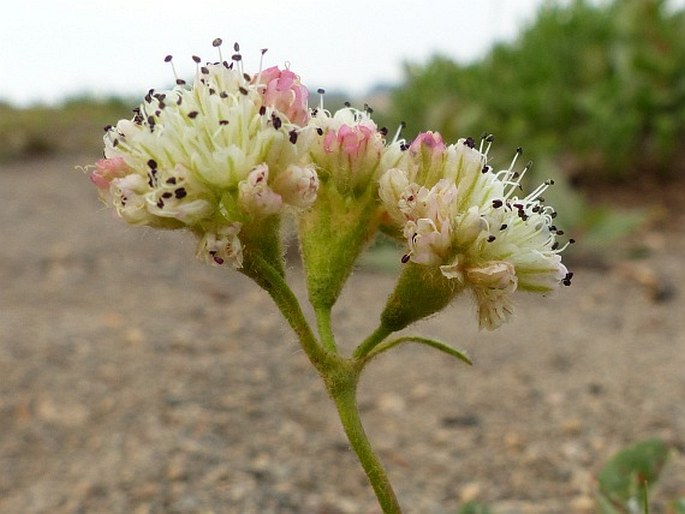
[{"left": 0, "top": 155, "right": 684, "bottom": 514}]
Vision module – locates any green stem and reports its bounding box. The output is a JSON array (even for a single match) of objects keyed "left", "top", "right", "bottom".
[
  {"left": 329, "top": 372, "right": 402, "bottom": 514},
  {"left": 353, "top": 324, "right": 393, "bottom": 360},
  {"left": 241, "top": 251, "right": 329, "bottom": 373},
  {"left": 315, "top": 305, "right": 337, "bottom": 353}
]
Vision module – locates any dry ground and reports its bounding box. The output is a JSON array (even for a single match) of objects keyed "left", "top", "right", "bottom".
[{"left": 0, "top": 155, "right": 684, "bottom": 514}]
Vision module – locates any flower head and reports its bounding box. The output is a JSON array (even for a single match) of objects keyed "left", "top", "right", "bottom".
[
  {"left": 91, "top": 41, "right": 318, "bottom": 268},
  {"left": 304, "top": 107, "right": 386, "bottom": 194},
  {"left": 380, "top": 135, "right": 571, "bottom": 329}
]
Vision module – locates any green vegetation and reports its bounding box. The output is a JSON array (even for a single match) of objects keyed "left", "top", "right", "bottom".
[
  {"left": 389, "top": 0, "right": 685, "bottom": 184},
  {"left": 0, "top": 96, "right": 132, "bottom": 161}
]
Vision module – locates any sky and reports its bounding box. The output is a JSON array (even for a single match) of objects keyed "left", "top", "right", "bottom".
[{"left": 0, "top": 0, "right": 556, "bottom": 106}]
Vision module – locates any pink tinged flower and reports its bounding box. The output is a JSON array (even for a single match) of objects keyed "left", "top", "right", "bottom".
[
  {"left": 324, "top": 124, "right": 375, "bottom": 161},
  {"left": 196, "top": 223, "right": 243, "bottom": 268},
  {"left": 256, "top": 66, "right": 309, "bottom": 126},
  {"left": 272, "top": 164, "right": 319, "bottom": 209},
  {"left": 91, "top": 157, "right": 130, "bottom": 194},
  {"left": 238, "top": 164, "right": 283, "bottom": 217},
  {"left": 403, "top": 217, "right": 452, "bottom": 266},
  {"left": 409, "top": 131, "right": 445, "bottom": 155}
]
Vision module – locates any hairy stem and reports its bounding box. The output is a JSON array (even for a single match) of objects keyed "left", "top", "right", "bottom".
[
  {"left": 315, "top": 305, "right": 337, "bottom": 353},
  {"left": 329, "top": 372, "right": 403, "bottom": 514}
]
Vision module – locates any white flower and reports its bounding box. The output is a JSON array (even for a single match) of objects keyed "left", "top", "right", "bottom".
[
  {"left": 272, "top": 164, "right": 319, "bottom": 208},
  {"left": 238, "top": 164, "right": 283, "bottom": 217},
  {"left": 196, "top": 223, "right": 243, "bottom": 268}
]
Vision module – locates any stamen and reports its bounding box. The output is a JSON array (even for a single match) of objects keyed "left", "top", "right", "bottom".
[
  {"left": 317, "top": 88, "right": 325, "bottom": 111},
  {"left": 212, "top": 37, "right": 223, "bottom": 63},
  {"left": 164, "top": 55, "right": 182, "bottom": 85},
  {"left": 391, "top": 121, "right": 406, "bottom": 145}
]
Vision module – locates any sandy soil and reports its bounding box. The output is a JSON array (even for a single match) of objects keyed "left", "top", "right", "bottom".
[{"left": 0, "top": 155, "right": 683, "bottom": 514}]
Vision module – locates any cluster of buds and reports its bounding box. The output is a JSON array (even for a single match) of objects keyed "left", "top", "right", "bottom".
[{"left": 90, "top": 41, "right": 572, "bottom": 331}]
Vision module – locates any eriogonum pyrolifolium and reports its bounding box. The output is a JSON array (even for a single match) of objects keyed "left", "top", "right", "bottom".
[
  {"left": 88, "top": 39, "right": 575, "bottom": 514},
  {"left": 90, "top": 42, "right": 572, "bottom": 328}
]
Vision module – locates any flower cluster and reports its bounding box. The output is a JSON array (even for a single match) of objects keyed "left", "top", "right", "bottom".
[
  {"left": 92, "top": 41, "right": 316, "bottom": 268},
  {"left": 379, "top": 133, "right": 571, "bottom": 329},
  {"left": 91, "top": 41, "right": 572, "bottom": 330}
]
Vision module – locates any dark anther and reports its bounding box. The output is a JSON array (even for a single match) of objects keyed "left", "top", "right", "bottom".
[
  {"left": 162, "top": 192, "right": 173, "bottom": 199},
  {"left": 103, "top": 124, "right": 112, "bottom": 132},
  {"left": 261, "top": 48, "right": 268, "bottom": 55},
  {"left": 379, "top": 127, "right": 388, "bottom": 137},
  {"left": 552, "top": 242, "right": 560, "bottom": 250},
  {"left": 516, "top": 146, "right": 523, "bottom": 155},
  {"left": 482, "top": 165, "right": 490, "bottom": 174},
  {"left": 212, "top": 38, "right": 223, "bottom": 47},
  {"left": 147, "top": 116, "right": 155, "bottom": 125},
  {"left": 220, "top": 91, "right": 228, "bottom": 98},
  {"left": 364, "top": 103, "right": 373, "bottom": 114},
  {"left": 156, "top": 198, "right": 165, "bottom": 209},
  {"left": 316, "top": 128, "right": 324, "bottom": 136},
  {"left": 208, "top": 88, "right": 215, "bottom": 95},
  {"left": 289, "top": 130, "right": 298, "bottom": 144},
  {"left": 492, "top": 199, "right": 503, "bottom": 208},
  {"left": 147, "top": 159, "right": 157, "bottom": 169},
  {"left": 243, "top": 73, "right": 251, "bottom": 81},
  {"left": 176, "top": 79, "right": 186, "bottom": 85},
  {"left": 166, "top": 177, "right": 177, "bottom": 185},
  {"left": 259, "top": 105, "right": 267, "bottom": 116},
  {"left": 487, "top": 235, "right": 496, "bottom": 242},
  {"left": 192, "top": 55, "right": 201, "bottom": 63},
  {"left": 317, "top": 88, "right": 325, "bottom": 94},
  {"left": 232, "top": 53, "right": 242, "bottom": 61},
  {"left": 401, "top": 254, "right": 411, "bottom": 264},
  {"left": 344, "top": 101, "right": 351, "bottom": 107},
  {"left": 219, "top": 120, "right": 229, "bottom": 126},
  {"left": 464, "top": 137, "right": 476, "bottom": 149},
  {"left": 112, "top": 139, "right": 119, "bottom": 147},
  {"left": 569, "top": 238, "right": 576, "bottom": 244},
  {"left": 562, "top": 271, "right": 574, "bottom": 286},
  {"left": 174, "top": 188, "right": 187, "bottom": 199},
  {"left": 233, "top": 42, "right": 240, "bottom": 51},
  {"left": 272, "top": 116, "right": 282, "bottom": 130},
  {"left": 500, "top": 224, "right": 508, "bottom": 230},
  {"left": 201, "top": 66, "right": 209, "bottom": 74},
  {"left": 187, "top": 111, "right": 199, "bottom": 119},
  {"left": 164, "top": 55, "right": 173, "bottom": 62},
  {"left": 238, "top": 86, "right": 248, "bottom": 95}
]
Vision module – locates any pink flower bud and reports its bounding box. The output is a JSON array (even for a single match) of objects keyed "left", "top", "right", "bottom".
[
  {"left": 256, "top": 66, "right": 310, "bottom": 126},
  {"left": 91, "top": 157, "right": 130, "bottom": 193}
]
